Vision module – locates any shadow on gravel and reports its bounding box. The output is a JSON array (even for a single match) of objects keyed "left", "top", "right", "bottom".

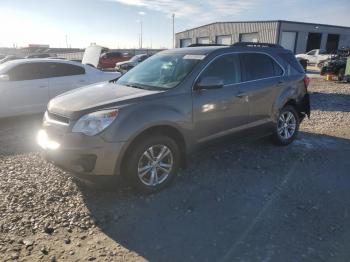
[
  {"left": 311, "top": 91, "right": 350, "bottom": 112},
  {"left": 78, "top": 132, "right": 350, "bottom": 262}
]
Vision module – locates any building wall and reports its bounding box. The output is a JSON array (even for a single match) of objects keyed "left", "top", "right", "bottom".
[
  {"left": 279, "top": 21, "right": 350, "bottom": 53},
  {"left": 176, "top": 21, "right": 350, "bottom": 54},
  {"left": 176, "top": 21, "right": 279, "bottom": 47}
]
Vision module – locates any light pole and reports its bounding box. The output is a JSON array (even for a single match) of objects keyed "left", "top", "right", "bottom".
[{"left": 172, "top": 13, "right": 175, "bottom": 48}]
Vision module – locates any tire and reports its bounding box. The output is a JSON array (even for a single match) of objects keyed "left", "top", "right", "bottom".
[
  {"left": 272, "top": 105, "right": 300, "bottom": 146},
  {"left": 125, "top": 134, "right": 180, "bottom": 193},
  {"left": 338, "top": 68, "right": 345, "bottom": 82}
]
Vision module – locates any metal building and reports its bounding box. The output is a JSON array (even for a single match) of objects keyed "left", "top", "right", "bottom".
[{"left": 175, "top": 20, "right": 350, "bottom": 54}]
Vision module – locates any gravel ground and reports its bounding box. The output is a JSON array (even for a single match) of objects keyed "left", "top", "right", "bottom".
[{"left": 0, "top": 78, "right": 350, "bottom": 262}]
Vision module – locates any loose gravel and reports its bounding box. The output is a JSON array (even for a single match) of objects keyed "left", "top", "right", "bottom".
[{"left": 0, "top": 78, "right": 349, "bottom": 261}]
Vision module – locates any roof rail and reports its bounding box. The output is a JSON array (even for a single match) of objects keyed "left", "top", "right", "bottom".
[
  {"left": 187, "top": 44, "right": 228, "bottom": 47},
  {"left": 231, "top": 42, "right": 284, "bottom": 49}
]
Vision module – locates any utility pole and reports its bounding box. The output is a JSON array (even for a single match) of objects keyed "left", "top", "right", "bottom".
[
  {"left": 65, "top": 35, "right": 68, "bottom": 48},
  {"left": 140, "top": 21, "right": 143, "bottom": 49},
  {"left": 172, "top": 13, "right": 175, "bottom": 48}
]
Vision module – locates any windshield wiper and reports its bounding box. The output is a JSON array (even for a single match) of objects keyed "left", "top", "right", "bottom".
[{"left": 125, "top": 83, "right": 148, "bottom": 90}]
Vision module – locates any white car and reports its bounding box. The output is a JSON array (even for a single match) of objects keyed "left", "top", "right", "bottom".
[
  {"left": 295, "top": 49, "right": 332, "bottom": 66},
  {"left": 0, "top": 59, "right": 121, "bottom": 118}
]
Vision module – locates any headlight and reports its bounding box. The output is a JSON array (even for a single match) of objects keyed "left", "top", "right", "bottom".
[{"left": 72, "top": 109, "right": 119, "bottom": 136}]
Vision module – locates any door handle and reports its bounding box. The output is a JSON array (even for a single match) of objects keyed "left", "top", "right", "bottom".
[
  {"left": 78, "top": 79, "right": 86, "bottom": 83},
  {"left": 38, "top": 85, "right": 47, "bottom": 88}
]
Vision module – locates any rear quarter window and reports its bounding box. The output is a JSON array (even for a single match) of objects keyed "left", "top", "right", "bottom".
[{"left": 279, "top": 53, "right": 304, "bottom": 76}]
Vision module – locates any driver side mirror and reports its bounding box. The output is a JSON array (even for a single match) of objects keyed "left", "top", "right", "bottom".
[
  {"left": 194, "top": 76, "right": 224, "bottom": 90},
  {"left": 0, "top": 74, "right": 9, "bottom": 81}
]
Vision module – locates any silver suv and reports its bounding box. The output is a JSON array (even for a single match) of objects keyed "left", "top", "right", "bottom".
[{"left": 38, "top": 43, "right": 310, "bottom": 193}]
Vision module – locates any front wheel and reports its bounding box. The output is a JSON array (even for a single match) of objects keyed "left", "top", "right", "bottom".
[
  {"left": 125, "top": 135, "right": 180, "bottom": 193},
  {"left": 272, "top": 106, "right": 300, "bottom": 146}
]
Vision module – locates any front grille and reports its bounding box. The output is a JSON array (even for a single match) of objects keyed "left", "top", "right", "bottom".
[{"left": 47, "top": 112, "right": 70, "bottom": 124}]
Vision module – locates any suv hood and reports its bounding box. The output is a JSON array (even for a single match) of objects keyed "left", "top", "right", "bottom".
[{"left": 48, "top": 82, "right": 162, "bottom": 119}]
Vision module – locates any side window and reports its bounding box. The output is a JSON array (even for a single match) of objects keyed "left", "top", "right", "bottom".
[
  {"left": 108, "top": 52, "right": 121, "bottom": 58},
  {"left": 307, "top": 50, "right": 316, "bottom": 55},
  {"left": 7, "top": 63, "right": 49, "bottom": 81},
  {"left": 200, "top": 54, "right": 241, "bottom": 85},
  {"left": 240, "top": 53, "right": 282, "bottom": 81},
  {"left": 48, "top": 63, "right": 85, "bottom": 77}
]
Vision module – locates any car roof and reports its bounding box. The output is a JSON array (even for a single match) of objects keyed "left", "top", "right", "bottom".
[
  {"left": 163, "top": 46, "right": 228, "bottom": 55},
  {"left": 3, "top": 58, "right": 83, "bottom": 67},
  {"left": 163, "top": 45, "right": 291, "bottom": 56}
]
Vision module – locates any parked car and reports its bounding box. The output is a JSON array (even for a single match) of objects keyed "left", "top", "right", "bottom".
[
  {"left": 0, "top": 59, "right": 121, "bottom": 118},
  {"left": 38, "top": 43, "right": 310, "bottom": 193},
  {"left": 295, "top": 49, "right": 332, "bottom": 67},
  {"left": 115, "top": 54, "right": 151, "bottom": 74},
  {"left": 26, "top": 53, "right": 55, "bottom": 59},
  {"left": 99, "top": 51, "right": 131, "bottom": 69},
  {"left": 0, "top": 55, "right": 23, "bottom": 64}
]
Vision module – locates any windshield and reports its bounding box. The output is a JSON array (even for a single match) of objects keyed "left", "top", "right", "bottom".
[
  {"left": 130, "top": 55, "right": 141, "bottom": 62},
  {"left": 117, "top": 53, "right": 203, "bottom": 90}
]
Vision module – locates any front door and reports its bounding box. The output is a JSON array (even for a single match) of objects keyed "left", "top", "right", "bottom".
[
  {"left": 0, "top": 62, "right": 49, "bottom": 117},
  {"left": 192, "top": 53, "right": 250, "bottom": 143}
]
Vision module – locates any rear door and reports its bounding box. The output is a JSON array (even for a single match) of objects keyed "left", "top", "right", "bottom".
[
  {"left": 240, "top": 52, "right": 284, "bottom": 124},
  {"left": 0, "top": 62, "right": 49, "bottom": 117},
  {"left": 192, "top": 53, "right": 250, "bottom": 143},
  {"left": 47, "top": 62, "right": 88, "bottom": 99}
]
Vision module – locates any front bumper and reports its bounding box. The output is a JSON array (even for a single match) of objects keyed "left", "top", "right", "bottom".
[{"left": 38, "top": 129, "right": 126, "bottom": 176}]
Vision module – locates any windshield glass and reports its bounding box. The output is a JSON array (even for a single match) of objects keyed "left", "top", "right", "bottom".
[
  {"left": 117, "top": 53, "right": 203, "bottom": 90},
  {"left": 130, "top": 55, "right": 141, "bottom": 62}
]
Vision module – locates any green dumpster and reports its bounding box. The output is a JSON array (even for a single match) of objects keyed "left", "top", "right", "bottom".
[{"left": 346, "top": 57, "right": 350, "bottom": 82}]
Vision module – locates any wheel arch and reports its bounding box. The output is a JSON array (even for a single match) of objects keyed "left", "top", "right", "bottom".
[{"left": 117, "top": 125, "right": 187, "bottom": 178}]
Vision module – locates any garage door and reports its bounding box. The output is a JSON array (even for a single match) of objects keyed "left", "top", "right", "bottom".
[
  {"left": 216, "top": 35, "right": 232, "bottom": 45},
  {"left": 281, "top": 31, "right": 297, "bottom": 52},
  {"left": 180, "top": 38, "right": 192, "bottom": 48},
  {"left": 197, "top": 37, "right": 210, "bottom": 44},
  {"left": 240, "top": 33, "right": 259, "bottom": 42}
]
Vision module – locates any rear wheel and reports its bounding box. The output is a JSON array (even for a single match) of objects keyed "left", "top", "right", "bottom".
[
  {"left": 272, "top": 105, "right": 300, "bottom": 146},
  {"left": 125, "top": 135, "right": 180, "bottom": 193}
]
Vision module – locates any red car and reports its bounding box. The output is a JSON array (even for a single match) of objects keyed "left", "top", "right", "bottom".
[{"left": 99, "top": 51, "right": 131, "bottom": 69}]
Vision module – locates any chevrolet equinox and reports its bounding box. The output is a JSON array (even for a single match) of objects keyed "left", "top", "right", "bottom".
[{"left": 38, "top": 43, "right": 310, "bottom": 193}]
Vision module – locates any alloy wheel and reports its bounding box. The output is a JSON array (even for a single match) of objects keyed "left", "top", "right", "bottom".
[
  {"left": 137, "top": 144, "right": 174, "bottom": 186},
  {"left": 277, "top": 111, "right": 297, "bottom": 140}
]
